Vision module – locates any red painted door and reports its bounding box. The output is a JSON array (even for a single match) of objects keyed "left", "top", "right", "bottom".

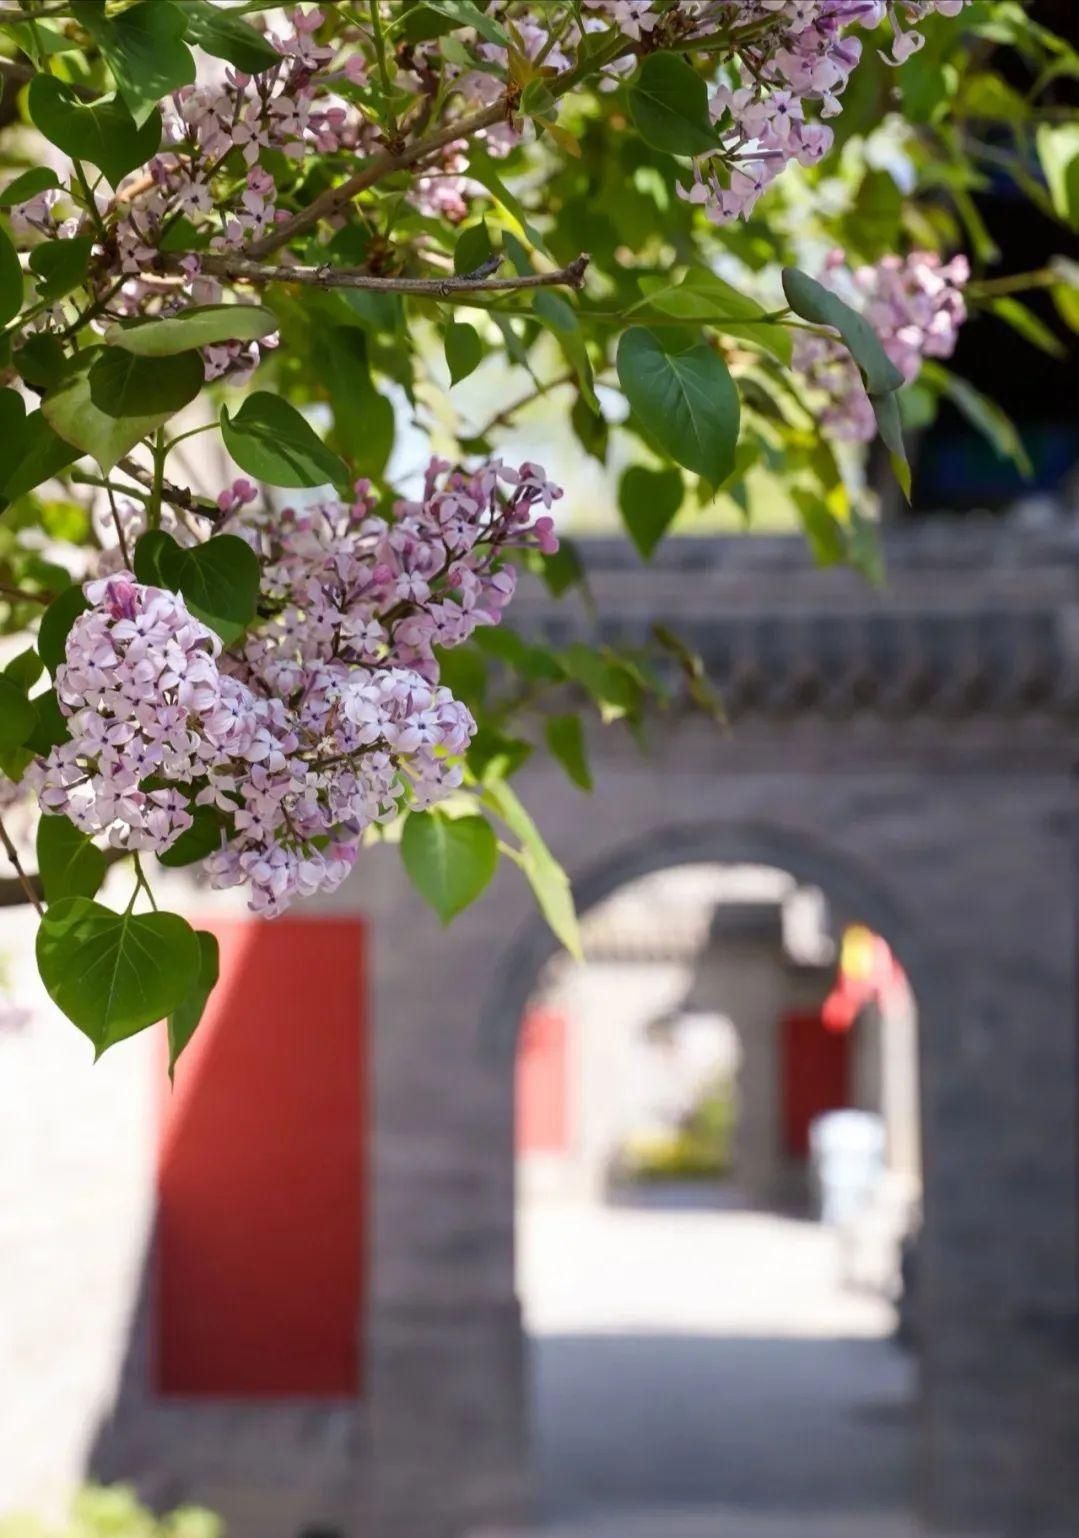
[
  {"left": 781, "top": 1010, "right": 850, "bottom": 1158},
  {"left": 516, "top": 1007, "right": 569, "bottom": 1154},
  {"left": 156, "top": 916, "right": 365, "bottom": 1397}
]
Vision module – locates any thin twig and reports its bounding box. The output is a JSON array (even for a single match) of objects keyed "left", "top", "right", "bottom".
[
  {"left": 182, "top": 251, "right": 591, "bottom": 297},
  {"left": 116, "top": 458, "right": 221, "bottom": 523},
  {"left": 244, "top": 98, "right": 513, "bottom": 259},
  {"left": 0, "top": 582, "right": 51, "bottom": 607},
  {"left": 470, "top": 371, "right": 576, "bottom": 439},
  {"left": 0, "top": 817, "right": 43, "bottom": 916},
  {"left": 106, "top": 486, "right": 132, "bottom": 569}
]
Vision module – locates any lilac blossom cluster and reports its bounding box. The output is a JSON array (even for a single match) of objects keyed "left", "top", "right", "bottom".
[
  {"left": 10, "top": 7, "right": 369, "bottom": 383},
  {"left": 676, "top": 1, "right": 966, "bottom": 225},
  {"left": 792, "top": 248, "right": 970, "bottom": 440},
  {"left": 35, "top": 460, "right": 561, "bottom": 917}
]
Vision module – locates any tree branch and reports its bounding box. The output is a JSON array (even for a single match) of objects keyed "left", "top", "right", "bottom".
[
  {"left": 186, "top": 251, "right": 590, "bottom": 297},
  {"left": 116, "top": 459, "right": 222, "bottom": 523},
  {"left": 0, "top": 817, "right": 42, "bottom": 916},
  {"left": 245, "top": 98, "right": 512, "bottom": 259}
]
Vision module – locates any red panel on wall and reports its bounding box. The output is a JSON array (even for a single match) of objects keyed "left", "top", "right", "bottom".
[
  {"left": 516, "top": 1006, "right": 569, "bottom": 1154},
  {"left": 156, "top": 917, "right": 365, "bottom": 1397},
  {"left": 781, "top": 1010, "right": 850, "bottom": 1159}
]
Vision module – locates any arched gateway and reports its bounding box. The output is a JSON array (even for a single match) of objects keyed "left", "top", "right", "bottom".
[{"left": 365, "top": 528, "right": 1079, "bottom": 1538}]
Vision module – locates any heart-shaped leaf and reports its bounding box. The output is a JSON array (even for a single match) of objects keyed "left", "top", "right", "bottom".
[
  {"left": 36, "top": 897, "right": 201, "bottom": 1055},
  {"left": 37, "top": 583, "right": 90, "bottom": 676},
  {"left": 616, "top": 327, "right": 740, "bottom": 488},
  {"left": 445, "top": 321, "right": 483, "bottom": 386},
  {"left": 0, "top": 399, "right": 78, "bottom": 506},
  {"left": 27, "top": 76, "right": 162, "bottom": 187},
  {"left": 628, "top": 52, "right": 718, "bottom": 158},
  {"left": 618, "top": 464, "right": 684, "bottom": 559},
  {"left": 401, "top": 810, "right": 498, "bottom": 923},
  {"left": 134, "top": 529, "right": 260, "bottom": 644},
  {"left": 220, "top": 391, "right": 348, "bottom": 488},
  {"left": 168, "top": 929, "right": 220, "bottom": 1077},
  {"left": 103, "top": 304, "right": 279, "bottom": 356},
  {"left": 73, "top": 0, "right": 196, "bottom": 126},
  {"left": 0, "top": 673, "right": 35, "bottom": 751},
  {"left": 29, "top": 236, "right": 94, "bottom": 303},
  {"left": 87, "top": 347, "right": 204, "bottom": 417},
  {"left": 43, "top": 352, "right": 188, "bottom": 471},
  {"left": 36, "top": 815, "right": 106, "bottom": 903},
  {"left": 0, "top": 166, "right": 60, "bottom": 208}
]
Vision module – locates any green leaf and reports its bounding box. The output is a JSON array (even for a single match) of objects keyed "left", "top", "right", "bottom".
[
  {"left": 157, "top": 805, "right": 226, "bottom": 868},
  {"left": 616, "top": 327, "right": 740, "bottom": 488},
  {"left": 445, "top": 320, "right": 483, "bottom": 385},
  {"left": 316, "top": 328, "right": 394, "bottom": 477},
  {"left": 168, "top": 930, "right": 219, "bottom": 1077},
  {"left": 400, "top": 810, "right": 499, "bottom": 923},
  {"left": 628, "top": 52, "right": 718, "bottom": 158},
  {"left": 464, "top": 147, "right": 552, "bottom": 259},
  {"left": 416, "top": 0, "right": 509, "bottom": 48},
  {"left": 871, "top": 392, "right": 911, "bottom": 501},
  {"left": 0, "top": 167, "right": 60, "bottom": 209},
  {"left": 0, "top": 673, "right": 35, "bottom": 751},
  {"left": 27, "top": 76, "right": 162, "bottom": 188},
  {"left": 1037, "top": 123, "right": 1079, "bottom": 229},
  {"left": 88, "top": 347, "right": 204, "bottom": 418},
  {"left": 220, "top": 391, "right": 348, "bottom": 488},
  {"left": 545, "top": 714, "right": 592, "bottom": 791},
  {"left": 540, "top": 538, "right": 586, "bottom": 598},
  {"left": 73, "top": 0, "right": 196, "bottom": 127},
  {"left": 0, "top": 405, "right": 78, "bottom": 504},
  {"left": 781, "top": 268, "right": 904, "bottom": 396},
  {"left": 481, "top": 779, "right": 581, "bottom": 959},
  {"left": 25, "top": 687, "right": 69, "bottom": 755},
  {"left": 4, "top": 648, "right": 43, "bottom": 691},
  {"left": 533, "top": 291, "right": 598, "bottom": 413},
  {"left": 103, "top": 304, "right": 279, "bottom": 356},
  {"left": 14, "top": 335, "right": 66, "bottom": 391},
  {"left": 134, "top": 529, "right": 260, "bottom": 644},
  {"left": 29, "top": 236, "right": 94, "bottom": 303},
  {"left": 468, "top": 727, "right": 532, "bottom": 782},
  {"left": 176, "top": 0, "right": 281, "bottom": 73},
  {"left": 37, "top": 583, "right": 89, "bottom": 676},
  {"left": 987, "top": 296, "right": 1067, "bottom": 359},
  {"left": 453, "top": 218, "right": 494, "bottom": 277},
  {"left": 0, "top": 223, "right": 23, "bottom": 328},
  {"left": 636, "top": 270, "right": 793, "bottom": 365},
  {"left": 36, "top": 897, "right": 201, "bottom": 1056},
  {"left": 43, "top": 352, "right": 184, "bottom": 471},
  {"left": 618, "top": 464, "right": 684, "bottom": 559},
  {"left": 36, "top": 815, "right": 106, "bottom": 903}
]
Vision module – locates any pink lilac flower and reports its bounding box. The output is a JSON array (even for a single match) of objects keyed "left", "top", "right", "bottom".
[
  {"left": 793, "top": 248, "right": 969, "bottom": 440},
  {"left": 36, "top": 461, "right": 562, "bottom": 917}
]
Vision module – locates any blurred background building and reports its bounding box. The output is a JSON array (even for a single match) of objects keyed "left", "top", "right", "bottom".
[{"left": 2, "top": 527, "right": 1079, "bottom": 1538}]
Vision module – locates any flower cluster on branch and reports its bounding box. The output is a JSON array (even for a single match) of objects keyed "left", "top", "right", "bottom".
[{"left": 37, "top": 461, "right": 560, "bottom": 916}]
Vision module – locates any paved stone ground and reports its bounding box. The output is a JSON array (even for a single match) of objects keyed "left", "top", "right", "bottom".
[{"left": 495, "top": 1189, "right": 944, "bottom": 1538}]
